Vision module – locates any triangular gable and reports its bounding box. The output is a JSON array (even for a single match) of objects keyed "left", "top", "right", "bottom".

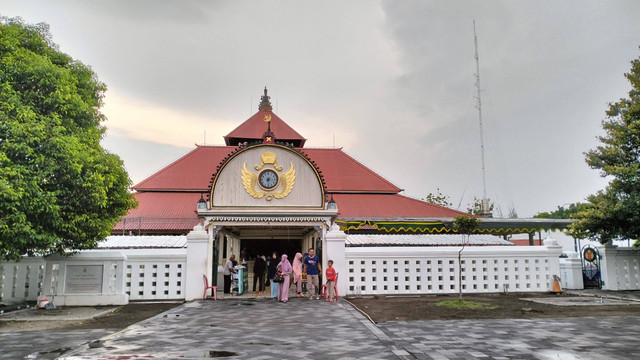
[{"left": 224, "top": 110, "right": 306, "bottom": 147}]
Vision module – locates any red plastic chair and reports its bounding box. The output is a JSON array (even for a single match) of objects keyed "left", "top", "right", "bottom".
[
  {"left": 203, "top": 274, "right": 217, "bottom": 300},
  {"left": 322, "top": 272, "right": 339, "bottom": 302}
]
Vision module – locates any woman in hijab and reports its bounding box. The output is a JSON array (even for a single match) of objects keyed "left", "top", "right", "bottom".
[
  {"left": 267, "top": 252, "right": 279, "bottom": 299},
  {"left": 277, "top": 254, "right": 293, "bottom": 302},
  {"left": 292, "top": 252, "right": 303, "bottom": 297}
]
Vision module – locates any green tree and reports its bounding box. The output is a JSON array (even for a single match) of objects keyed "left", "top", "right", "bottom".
[
  {"left": 453, "top": 215, "right": 480, "bottom": 301},
  {"left": 569, "top": 51, "right": 640, "bottom": 244},
  {"left": 0, "top": 17, "right": 136, "bottom": 261},
  {"left": 535, "top": 203, "right": 590, "bottom": 219},
  {"left": 422, "top": 188, "right": 452, "bottom": 208}
]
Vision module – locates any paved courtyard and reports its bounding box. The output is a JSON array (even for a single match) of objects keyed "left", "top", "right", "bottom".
[
  {"left": 2, "top": 297, "right": 640, "bottom": 359},
  {"left": 61, "top": 298, "right": 399, "bottom": 359},
  {"left": 377, "top": 316, "right": 640, "bottom": 360}
]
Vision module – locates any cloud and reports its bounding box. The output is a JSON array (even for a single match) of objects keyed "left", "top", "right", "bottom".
[
  {"left": 101, "top": 89, "right": 238, "bottom": 147},
  {"left": 4, "top": 0, "right": 640, "bottom": 217}
]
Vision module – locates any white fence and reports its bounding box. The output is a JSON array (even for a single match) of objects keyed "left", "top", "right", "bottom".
[
  {"left": 599, "top": 244, "right": 640, "bottom": 290},
  {"left": 0, "top": 258, "right": 46, "bottom": 304},
  {"left": 0, "top": 249, "right": 187, "bottom": 305},
  {"left": 124, "top": 249, "right": 187, "bottom": 301},
  {"left": 345, "top": 242, "right": 563, "bottom": 296},
  {"left": 3, "top": 237, "right": 640, "bottom": 305}
]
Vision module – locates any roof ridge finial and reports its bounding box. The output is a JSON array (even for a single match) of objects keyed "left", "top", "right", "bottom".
[{"left": 259, "top": 86, "right": 273, "bottom": 112}]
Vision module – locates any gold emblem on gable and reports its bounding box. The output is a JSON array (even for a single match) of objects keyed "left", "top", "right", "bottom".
[{"left": 242, "top": 152, "right": 295, "bottom": 201}]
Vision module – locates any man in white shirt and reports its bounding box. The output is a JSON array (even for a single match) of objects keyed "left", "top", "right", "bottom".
[{"left": 223, "top": 255, "right": 236, "bottom": 294}]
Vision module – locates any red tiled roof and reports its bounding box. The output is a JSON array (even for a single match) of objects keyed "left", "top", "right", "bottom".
[
  {"left": 133, "top": 146, "right": 233, "bottom": 192},
  {"left": 509, "top": 239, "right": 544, "bottom": 246},
  {"left": 133, "top": 146, "right": 401, "bottom": 193},
  {"left": 302, "top": 149, "right": 400, "bottom": 193},
  {"left": 114, "top": 192, "right": 202, "bottom": 232},
  {"left": 224, "top": 110, "right": 306, "bottom": 147},
  {"left": 333, "top": 193, "right": 469, "bottom": 219},
  {"left": 115, "top": 192, "right": 468, "bottom": 233}
]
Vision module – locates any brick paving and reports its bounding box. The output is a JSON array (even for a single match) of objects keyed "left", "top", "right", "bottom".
[
  {"left": 377, "top": 316, "right": 640, "bottom": 360},
  {"left": 61, "top": 298, "right": 398, "bottom": 359},
  {"left": 2, "top": 293, "right": 640, "bottom": 359},
  {"left": 0, "top": 329, "right": 114, "bottom": 359}
]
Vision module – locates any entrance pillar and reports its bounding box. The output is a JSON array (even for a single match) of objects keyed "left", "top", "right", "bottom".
[
  {"left": 559, "top": 252, "right": 584, "bottom": 289},
  {"left": 597, "top": 243, "right": 619, "bottom": 290},
  {"left": 185, "top": 224, "right": 209, "bottom": 300},
  {"left": 325, "top": 223, "right": 347, "bottom": 296}
]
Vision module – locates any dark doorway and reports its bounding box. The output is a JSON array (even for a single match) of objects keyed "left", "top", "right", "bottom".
[
  {"left": 241, "top": 238, "right": 302, "bottom": 260},
  {"left": 582, "top": 245, "right": 602, "bottom": 289}
]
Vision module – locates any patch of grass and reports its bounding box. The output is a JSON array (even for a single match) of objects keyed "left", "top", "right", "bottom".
[{"left": 435, "top": 300, "right": 498, "bottom": 310}]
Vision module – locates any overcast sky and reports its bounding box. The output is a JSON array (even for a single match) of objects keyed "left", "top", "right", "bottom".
[{"left": 3, "top": 1, "right": 640, "bottom": 217}]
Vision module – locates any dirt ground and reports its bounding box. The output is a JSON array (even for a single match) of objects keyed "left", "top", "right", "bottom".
[
  {"left": 347, "top": 292, "right": 640, "bottom": 322},
  {"left": 0, "top": 302, "right": 180, "bottom": 331}
]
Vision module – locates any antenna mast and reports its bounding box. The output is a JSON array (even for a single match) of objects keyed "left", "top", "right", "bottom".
[{"left": 474, "top": 20, "right": 491, "bottom": 217}]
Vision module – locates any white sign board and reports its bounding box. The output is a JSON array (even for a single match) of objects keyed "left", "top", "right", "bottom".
[{"left": 65, "top": 265, "right": 103, "bottom": 294}]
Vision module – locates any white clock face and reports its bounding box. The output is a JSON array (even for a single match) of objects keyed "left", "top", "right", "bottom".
[{"left": 258, "top": 169, "right": 279, "bottom": 190}]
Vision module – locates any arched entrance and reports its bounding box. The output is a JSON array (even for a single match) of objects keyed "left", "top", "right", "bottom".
[
  {"left": 197, "top": 140, "right": 338, "bottom": 296},
  {"left": 206, "top": 220, "right": 331, "bottom": 297}
]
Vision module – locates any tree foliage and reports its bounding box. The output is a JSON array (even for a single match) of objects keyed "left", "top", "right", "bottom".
[
  {"left": 534, "top": 203, "right": 590, "bottom": 219},
  {"left": 0, "top": 17, "right": 136, "bottom": 261},
  {"left": 452, "top": 215, "right": 480, "bottom": 301},
  {"left": 452, "top": 215, "right": 481, "bottom": 236},
  {"left": 569, "top": 51, "right": 640, "bottom": 244},
  {"left": 423, "top": 188, "right": 452, "bottom": 208}
]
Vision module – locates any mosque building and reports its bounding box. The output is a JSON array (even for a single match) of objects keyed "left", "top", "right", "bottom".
[{"left": 112, "top": 89, "right": 569, "bottom": 290}]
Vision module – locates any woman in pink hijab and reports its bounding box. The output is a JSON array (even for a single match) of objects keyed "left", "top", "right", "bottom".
[
  {"left": 292, "top": 252, "right": 303, "bottom": 297},
  {"left": 277, "top": 254, "right": 293, "bottom": 302}
]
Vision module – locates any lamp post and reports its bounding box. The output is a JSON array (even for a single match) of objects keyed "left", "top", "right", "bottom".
[
  {"left": 327, "top": 194, "right": 337, "bottom": 210},
  {"left": 197, "top": 193, "right": 208, "bottom": 211},
  {"left": 196, "top": 193, "right": 217, "bottom": 290}
]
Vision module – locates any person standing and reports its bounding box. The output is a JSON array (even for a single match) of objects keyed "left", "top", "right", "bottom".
[
  {"left": 277, "top": 254, "right": 292, "bottom": 302},
  {"left": 292, "top": 252, "right": 303, "bottom": 297},
  {"left": 253, "top": 253, "right": 266, "bottom": 294},
  {"left": 304, "top": 248, "right": 321, "bottom": 300},
  {"left": 267, "top": 252, "right": 279, "bottom": 299},
  {"left": 223, "top": 254, "right": 236, "bottom": 294},
  {"left": 325, "top": 260, "right": 337, "bottom": 302}
]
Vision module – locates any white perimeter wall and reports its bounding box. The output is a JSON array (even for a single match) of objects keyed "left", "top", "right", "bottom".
[
  {"left": 599, "top": 244, "right": 640, "bottom": 290},
  {"left": 4, "top": 238, "right": 640, "bottom": 305},
  {"left": 345, "top": 241, "right": 563, "bottom": 296}
]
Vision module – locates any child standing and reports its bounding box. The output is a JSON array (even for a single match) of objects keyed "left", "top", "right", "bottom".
[{"left": 325, "top": 260, "right": 337, "bottom": 302}]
